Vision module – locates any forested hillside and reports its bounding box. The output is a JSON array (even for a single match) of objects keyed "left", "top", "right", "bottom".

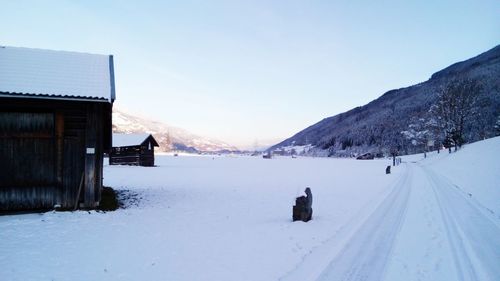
[{"left": 270, "top": 45, "right": 500, "bottom": 156}]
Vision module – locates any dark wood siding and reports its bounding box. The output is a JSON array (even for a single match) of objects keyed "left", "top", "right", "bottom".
[
  {"left": 61, "top": 108, "right": 86, "bottom": 209},
  {"left": 0, "top": 97, "right": 111, "bottom": 211},
  {"left": 0, "top": 112, "right": 57, "bottom": 209},
  {"left": 110, "top": 141, "right": 156, "bottom": 167}
]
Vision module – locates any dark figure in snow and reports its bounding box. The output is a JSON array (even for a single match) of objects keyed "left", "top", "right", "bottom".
[
  {"left": 386, "top": 166, "right": 391, "bottom": 174},
  {"left": 293, "top": 188, "right": 313, "bottom": 222}
]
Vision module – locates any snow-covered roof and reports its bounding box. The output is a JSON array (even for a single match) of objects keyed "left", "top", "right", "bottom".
[
  {"left": 0, "top": 46, "right": 115, "bottom": 102},
  {"left": 113, "top": 133, "right": 157, "bottom": 147}
]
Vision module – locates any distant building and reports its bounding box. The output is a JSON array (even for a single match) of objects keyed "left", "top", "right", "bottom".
[
  {"left": 356, "top": 153, "right": 374, "bottom": 160},
  {"left": 0, "top": 46, "right": 115, "bottom": 211},
  {"left": 110, "top": 133, "right": 159, "bottom": 166},
  {"left": 272, "top": 149, "right": 286, "bottom": 156}
]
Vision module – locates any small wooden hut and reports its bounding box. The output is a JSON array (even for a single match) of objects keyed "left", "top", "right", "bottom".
[
  {"left": 0, "top": 46, "right": 115, "bottom": 211},
  {"left": 110, "top": 133, "right": 159, "bottom": 166}
]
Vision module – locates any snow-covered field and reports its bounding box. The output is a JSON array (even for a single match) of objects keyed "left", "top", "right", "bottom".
[{"left": 1, "top": 137, "right": 499, "bottom": 281}]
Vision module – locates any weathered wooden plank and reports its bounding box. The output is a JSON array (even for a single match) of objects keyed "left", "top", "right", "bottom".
[
  {"left": 0, "top": 186, "right": 56, "bottom": 210},
  {"left": 0, "top": 112, "right": 54, "bottom": 133},
  {"left": 55, "top": 112, "right": 64, "bottom": 186},
  {"left": 73, "top": 173, "right": 84, "bottom": 210},
  {"left": 94, "top": 104, "right": 104, "bottom": 204},
  {"left": 84, "top": 104, "right": 98, "bottom": 208},
  {"left": 62, "top": 136, "right": 84, "bottom": 208}
]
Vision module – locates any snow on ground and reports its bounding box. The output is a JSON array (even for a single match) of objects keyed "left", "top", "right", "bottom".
[
  {"left": 0, "top": 155, "right": 397, "bottom": 281},
  {"left": 401, "top": 137, "right": 500, "bottom": 216},
  {"left": 284, "top": 138, "right": 500, "bottom": 281},
  {"left": 384, "top": 137, "right": 500, "bottom": 281},
  {"left": 0, "top": 137, "right": 499, "bottom": 281},
  {"left": 278, "top": 144, "right": 314, "bottom": 154},
  {"left": 427, "top": 137, "right": 500, "bottom": 217}
]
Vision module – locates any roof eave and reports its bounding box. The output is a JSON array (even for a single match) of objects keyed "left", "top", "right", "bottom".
[
  {"left": 109, "top": 55, "right": 116, "bottom": 102},
  {"left": 0, "top": 92, "right": 112, "bottom": 103}
]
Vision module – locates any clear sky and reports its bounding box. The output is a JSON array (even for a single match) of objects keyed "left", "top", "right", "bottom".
[{"left": 1, "top": 1, "right": 499, "bottom": 149}]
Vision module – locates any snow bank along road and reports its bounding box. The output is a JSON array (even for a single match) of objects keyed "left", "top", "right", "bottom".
[{"left": 283, "top": 154, "right": 500, "bottom": 280}]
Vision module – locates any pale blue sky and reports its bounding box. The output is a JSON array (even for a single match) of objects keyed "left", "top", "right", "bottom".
[{"left": 1, "top": 0, "right": 499, "bottom": 148}]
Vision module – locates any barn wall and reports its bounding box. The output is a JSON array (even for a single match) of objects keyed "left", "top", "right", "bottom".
[
  {"left": 0, "top": 112, "right": 57, "bottom": 209},
  {"left": 109, "top": 145, "right": 142, "bottom": 166},
  {"left": 140, "top": 146, "right": 155, "bottom": 166},
  {"left": 0, "top": 97, "right": 110, "bottom": 211},
  {"left": 109, "top": 140, "right": 156, "bottom": 167}
]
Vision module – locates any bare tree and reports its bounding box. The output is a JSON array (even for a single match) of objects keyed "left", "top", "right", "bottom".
[{"left": 431, "top": 78, "right": 482, "bottom": 152}]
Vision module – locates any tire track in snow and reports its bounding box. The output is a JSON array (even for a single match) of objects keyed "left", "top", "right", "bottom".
[
  {"left": 278, "top": 165, "right": 411, "bottom": 281},
  {"left": 313, "top": 166, "right": 413, "bottom": 281},
  {"left": 383, "top": 164, "right": 463, "bottom": 281},
  {"left": 422, "top": 165, "right": 500, "bottom": 281}
]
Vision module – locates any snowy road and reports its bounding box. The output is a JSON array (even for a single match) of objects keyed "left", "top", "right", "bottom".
[
  {"left": 314, "top": 165, "right": 412, "bottom": 281},
  {"left": 286, "top": 160, "right": 500, "bottom": 281},
  {"left": 385, "top": 163, "right": 500, "bottom": 281},
  {"left": 420, "top": 165, "right": 500, "bottom": 280}
]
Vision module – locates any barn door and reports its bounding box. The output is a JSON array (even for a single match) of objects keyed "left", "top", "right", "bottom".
[
  {"left": 0, "top": 112, "right": 57, "bottom": 210},
  {"left": 61, "top": 108, "right": 86, "bottom": 209}
]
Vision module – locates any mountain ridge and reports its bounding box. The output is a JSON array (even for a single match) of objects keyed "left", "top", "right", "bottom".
[
  {"left": 270, "top": 45, "right": 500, "bottom": 156},
  {"left": 112, "top": 108, "right": 239, "bottom": 153}
]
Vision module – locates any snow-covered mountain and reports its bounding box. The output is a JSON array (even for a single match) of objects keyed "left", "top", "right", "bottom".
[
  {"left": 112, "top": 108, "right": 238, "bottom": 153},
  {"left": 270, "top": 44, "right": 500, "bottom": 156}
]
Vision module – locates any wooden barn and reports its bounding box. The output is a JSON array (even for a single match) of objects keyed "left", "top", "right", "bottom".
[
  {"left": 110, "top": 133, "right": 159, "bottom": 166},
  {"left": 0, "top": 46, "right": 115, "bottom": 211}
]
